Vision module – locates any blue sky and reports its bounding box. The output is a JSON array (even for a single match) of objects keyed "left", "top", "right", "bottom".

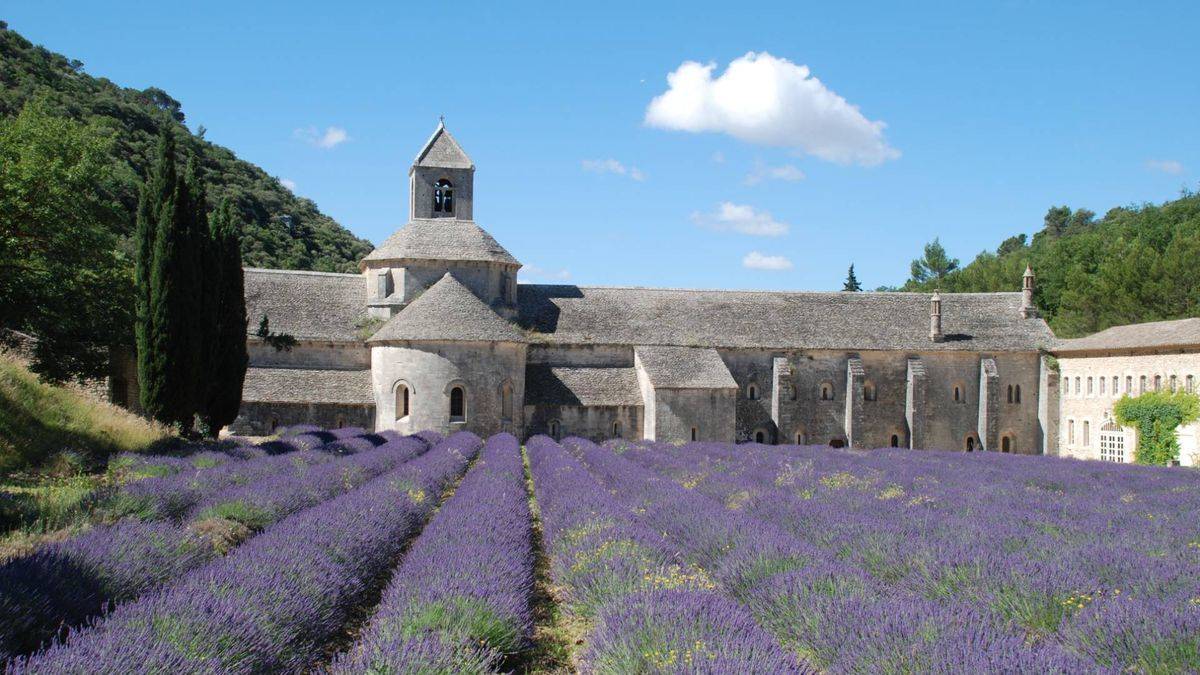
[{"left": 6, "top": 1, "right": 1199, "bottom": 290}]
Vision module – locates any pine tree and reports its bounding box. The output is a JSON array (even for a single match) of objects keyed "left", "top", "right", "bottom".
[
  {"left": 843, "top": 264, "right": 863, "bottom": 292},
  {"left": 201, "top": 198, "right": 248, "bottom": 435}
]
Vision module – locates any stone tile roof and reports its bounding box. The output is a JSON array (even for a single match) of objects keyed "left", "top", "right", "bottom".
[
  {"left": 1054, "top": 317, "right": 1200, "bottom": 353},
  {"left": 244, "top": 268, "right": 366, "bottom": 342},
  {"left": 361, "top": 219, "right": 520, "bottom": 266},
  {"left": 241, "top": 367, "right": 373, "bottom": 405},
  {"left": 518, "top": 286, "right": 1056, "bottom": 352},
  {"left": 413, "top": 123, "right": 473, "bottom": 169},
  {"left": 369, "top": 273, "right": 525, "bottom": 344},
  {"left": 524, "top": 365, "right": 643, "bottom": 406},
  {"left": 635, "top": 346, "right": 737, "bottom": 389}
]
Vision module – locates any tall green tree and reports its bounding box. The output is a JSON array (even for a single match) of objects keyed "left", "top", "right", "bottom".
[
  {"left": 909, "top": 238, "right": 960, "bottom": 285},
  {"left": 139, "top": 133, "right": 201, "bottom": 431},
  {"left": 135, "top": 131, "right": 177, "bottom": 401},
  {"left": 0, "top": 97, "right": 130, "bottom": 382},
  {"left": 201, "top": 199, "right": 248, "bottom": 435},
  {"left": 842, "top": 264, "right": 863, "bottom": 291}
]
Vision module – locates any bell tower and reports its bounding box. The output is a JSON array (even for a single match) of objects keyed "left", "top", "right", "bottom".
[{"left": 409, "top": 120, "right": 474, "bottom": 221}]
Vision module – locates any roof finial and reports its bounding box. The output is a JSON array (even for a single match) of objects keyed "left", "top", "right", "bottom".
[{"left": 438, "top": 114, "right": 445, "bottom": 126}]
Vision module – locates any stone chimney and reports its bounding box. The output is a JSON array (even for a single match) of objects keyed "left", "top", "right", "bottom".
[
  {"left": 930, "top": 291, "right": 944, "bottom": 343},
  {"left": 1020, "top": 265, "right": 1038, "bottom": 318}
]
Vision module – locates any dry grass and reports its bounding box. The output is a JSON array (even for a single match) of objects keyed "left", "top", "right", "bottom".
[{"left": 0, "top": 353, "right": 168, "bottom": 474}]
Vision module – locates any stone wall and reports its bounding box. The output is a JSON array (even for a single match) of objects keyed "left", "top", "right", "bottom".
[
  {"left": 248, "top": 340, "right": 369, "bottom": 369},
  {"left": 371, "top": 340, "right": 526, "bottom": 437},
  {"left": 523, "top": 404, "right": 642, "bottom": 441},
  {"left": 363, "top": 260, "right": 518, "bottom": 320},
  {"left": 737, "top": 348, "right": 1045, "bottom": 453},
  {"left": 231, "top": 402, "right": 374, "bottom": 436}
]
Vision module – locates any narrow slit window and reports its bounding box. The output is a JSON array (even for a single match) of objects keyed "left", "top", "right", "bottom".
[
  {"left": 395, "top": 383, "right": 410, "bottom": 420},
  {"left": 449, "top": 386, "right": 465, "bottom": 421}
]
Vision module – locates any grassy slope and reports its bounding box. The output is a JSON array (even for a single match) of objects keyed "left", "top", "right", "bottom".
[{"left": 0, "top": 353, "right": 166, "bottom": 474}]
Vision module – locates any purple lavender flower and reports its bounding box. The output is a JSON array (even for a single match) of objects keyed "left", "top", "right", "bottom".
[
  {"left": 8, "top": 432, "right": 483, "bottom": 674},
  {"left": 332, "top": 433, "right": 534, "bottom": 672}
]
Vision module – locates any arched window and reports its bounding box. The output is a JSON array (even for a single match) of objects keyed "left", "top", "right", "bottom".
[
  {"left": 1068, "top": 419, "right": 1075, "bottom": 444},
  {"left": 1001, "top": 436, "right": 1012, "bottom": 453},
  {"left": 269, "top": 417, "right": 279, "bottom": 434},
  {"left": 1139, "top": 375, "right": 1147, "bottom": 394},
  {"left": 612, "top": 421, "right": 622, "bottom": 438},
  {"left": 1099, "top": 420, "right": 1127, "bottom": 462},
  {"left": 335, "top": 416, "right": 345, "bottom": 429},
  {"left": 1188, "top": 375, "right": 1196, "bottom": 394},
  {"left": 433, "top": 179, "right": 454, "bottom": 214},
  {"left": 548, "top": 420, "right": 560, "bottom": 439},
  {"left": 890, "top": 434, "right": 900, "bottom": 448},
  {"left": 1087, "top": 377, "right": 1093, "bottom": 396},
  {"left": 1074, "top": 377, "right": 1081, "bottom": 395},
  {"left": 953, "top": 386, "right": 962, "bottom": 403},
  {"left": 1112, "top": 376, "right": 1118, "bottom": 396},
  {"left": 1099, "top": 377, "right": 1106, "bottom": 395},
  {"left": 500, "top": 381, "right": 513, "bottom": 422},
  {"left": 449, "top": 385, "right": 465, "bottom": 421},
  {"left": 795, "top": 428, "right": 807, "bottom": 445},
  {"left": 863, "top": 382, "right": 877, "bottom": 402},
  {"left": 1169, "top": 375, "right": 1177, "bottom": 392},
  {"left": 395, "top": 382, "right": 410, "bottom": 420},
  {"left": 747, "top": 384, "right": 758, "bottom": 401},
  {"left": 820, "top": 382, "right": 833, "bottom": 401},
  {"left": 1126, "top": 375, "right": 1133, "bottom": 394},
  {"left": 754, "top": 430, "right": 766, "bottom": 444},
  {"left": 1154, "top": 375, "right": 1162, "bottom": 391},
  {"left": 965, "top": 436, "right": 976, "bottom": 452},
  {"left": 1014, "top": 384, "right": 1022, "bottom": 403},
  {"left": 1061, "top": 375, "right": 1069, "bottom": 393},
  {"left": 691, "top": 427, "right": 698, "bottom": 442},
  {"left": 1007, "top": 385, "right": 1013, "bottom": 404},
  {"left": 1083, "top": 420, "right": 1091, "bottom": 446}
]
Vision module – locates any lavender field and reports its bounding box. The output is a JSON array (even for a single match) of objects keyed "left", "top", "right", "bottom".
[{"left": 2, "top": 430, "right": 1198, "bottom": 673}]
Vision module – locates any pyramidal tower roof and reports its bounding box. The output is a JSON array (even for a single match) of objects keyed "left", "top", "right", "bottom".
[
  {"left": 412, "top": 120, "right": 473, "bottom": 170},
  {"left": 368, "top": 273, "right": 525, "bottom": 343},
  {"left": 361, "top": 220, "right": 519, "bottom": 266}
]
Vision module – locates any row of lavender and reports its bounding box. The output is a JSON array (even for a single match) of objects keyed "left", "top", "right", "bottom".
[
  {"left": 332, "top": 433, "right": 535, "bottom": 672},
  {"left": 606, "top": 439, "right": 1200, "bottom": 672},
  {"left": 0, "top": 429, "right": 434, "bottom": 659},
  {"left": 525, "top": 436, "right": 804, "bottom": 672},
  {"left": 6, "top": 432, "right": 482, "bottom": 673}
]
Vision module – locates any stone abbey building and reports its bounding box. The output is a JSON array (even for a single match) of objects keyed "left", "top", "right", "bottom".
[{"left": 229, "top": 122, "right": 1068, "bottom": 453}]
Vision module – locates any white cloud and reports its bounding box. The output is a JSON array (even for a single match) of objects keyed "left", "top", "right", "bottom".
[
  {"left": 519, "top": 265, "right": 572, "bottom": 282},
  {"left": 744, "top": 161, "right": 806, "bottom": 186},
  {"left": 280, "top": 178, "right": 297, "bottom": 191},
  {"left": 581, "top": 158, "right": 645, "bottom": 181},
  {"left": 645, "top": 52, "right": 899, "bottom": 166},
  {"left": 1145, "top": 159, "right": 1184, "bottom": 175},
  {"left": 294, "top": 125, "right": 350, "bottom": 149},
  {"left": 742, "top": 251, "right": 793, "bottom": 270},
  {"left": 691, "top": 202, "right": 790, "bottom": 237}
]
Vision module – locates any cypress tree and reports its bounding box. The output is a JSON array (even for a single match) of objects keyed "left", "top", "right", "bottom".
[
  {"left": 201, "top": 198, "right": 248, "bottom": 435},
  {"left": 183, "top": 158, "right": 212, "bottom": 431},
  {"left": 144, "top": 158, "right": 197, "bottom": 431},
  {"left": 136, "top": 131, "right": 177, "bottom": 422}
]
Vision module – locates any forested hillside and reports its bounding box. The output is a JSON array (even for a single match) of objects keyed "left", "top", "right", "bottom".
[
  {"left": 902, "top": 193, "right": 1200, "bottom": 338},
  {"left": 0, "top": 21, "right": 372, "bottom": 273}
]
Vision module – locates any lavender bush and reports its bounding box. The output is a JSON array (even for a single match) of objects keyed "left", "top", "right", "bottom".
[
  {"left": 606, "top": 439, "right": 1200, "bottom": 672},
  {"left": 0, "top": 435, "right": 431, "bottom": 661},
  {"left": 526, "top": 436, "right": 803, "bottom": 673},
  {"left": 332, "top": 433, "right": 534, "bottom": 673},
  {"left": 7, "top": 432, "right": 483, "bottom": 674}
]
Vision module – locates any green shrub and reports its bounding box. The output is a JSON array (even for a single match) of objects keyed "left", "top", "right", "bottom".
[{"left": 1113, "top": 391, "right": 1200, "bottom": 465}]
